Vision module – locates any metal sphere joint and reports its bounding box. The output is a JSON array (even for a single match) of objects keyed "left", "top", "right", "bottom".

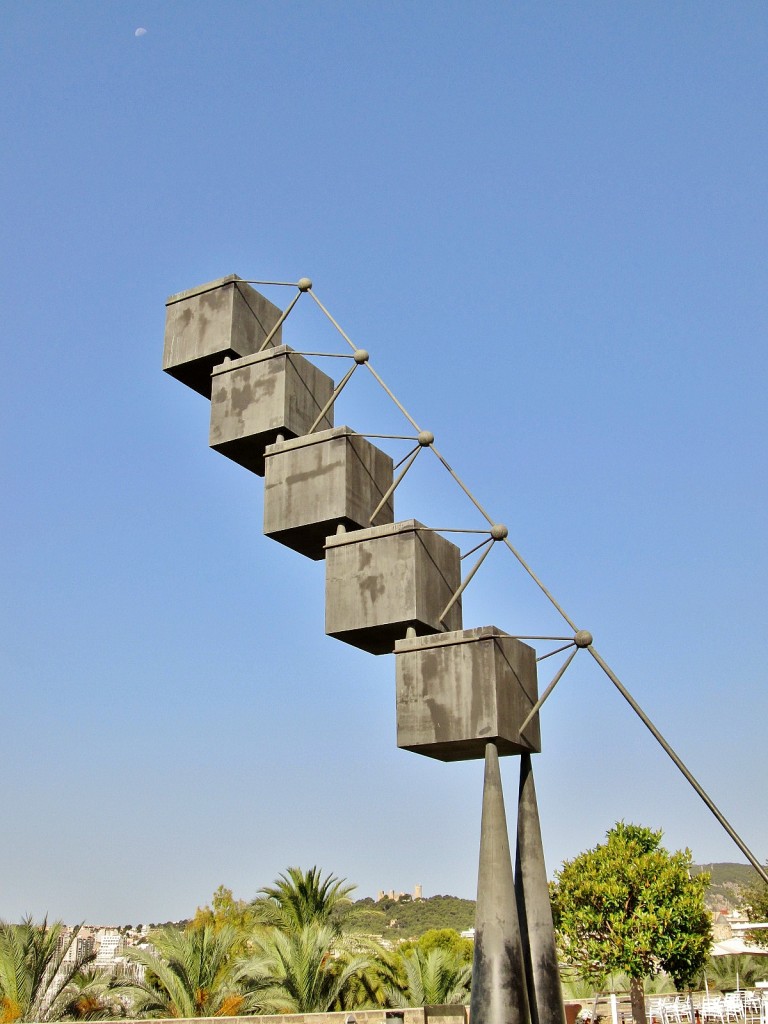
[
  {"left": 353, "top": 348, "right": 369, "bottom": 364},
  {"left": 418, "top": 430, "right": 434, "bottom": 447},
  {"left": 490, "top": 524, "right": 508, "bottom": 541},
  {"left": 574, "top": 630, "right": 593, "bottom": 648},
  {"left": 297, "top": 277, "right": 313, "bottom": 292}
]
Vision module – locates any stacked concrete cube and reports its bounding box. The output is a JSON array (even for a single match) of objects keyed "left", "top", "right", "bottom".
[
  {"left": 395, "top": 626, "right": 540, "bottom": 761},
  {"left": 325, "top": 519, "right": 462, "bottom": 654},
  {"left": 263, "top": 427, "right": 394, "bottom": 559},
  {"left": 163, "top": 275, "right": 283, "bottom": 397}
]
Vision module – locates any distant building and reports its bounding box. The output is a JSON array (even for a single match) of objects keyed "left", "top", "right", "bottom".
[
  {"left": 94, "top": 929, "right": 124, "bottom": 967},
  {"left": 376, "top": 885, "right": 424, "bottom": 902}
]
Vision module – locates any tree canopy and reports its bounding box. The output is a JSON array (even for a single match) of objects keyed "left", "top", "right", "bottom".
[
  {"left": 0, "top": 918, "right": 99, "bottom": 1023},
  {"left": 550, "top": 822, "right": 711, "bottom": 1024},
  {"left": 123, "top": 923, "right": 266, "bottom": 1018},
  {"left": 252, "top": 866, "right": 355, "bottom": 933},
  {"left": 738, "top": 865, "right": 768, "bottom": 947}
]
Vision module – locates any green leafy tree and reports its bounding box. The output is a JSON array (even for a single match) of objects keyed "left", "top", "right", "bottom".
[
  {"left": 190, "top": 885, "right": 257, "bottom": 945},
  {"left": 122, "top": 923, "right": 265, "bottom": 1018},
  {"left": 738, "top": 867, "right": 768, "bottom": 947},
  {"left": 398, "top": 929, "right": 473, "bottom": 969},
  {"left": 550, "top": 822, "right": 711, "bottom": 1024},
  {"left": 242, "top": 922, "right": 375, "bottom": 1013},
  {"left": 383, "top": 947, "right": 472, "bottom": 1008},
  {"left": 0, "top": 918, "right": 98, "bottom": 1022},
  {"left": 253, "top": 866, "right": 355, "bottom": 933}
]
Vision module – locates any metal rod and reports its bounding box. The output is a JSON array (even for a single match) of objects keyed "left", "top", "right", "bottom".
[
  {"left": 307, "top": 290, "right": 424, "bottom": 431},
  {"left": 519, "top": 647, "right": 579, "bottom": 735},
  {"left": 289, "top": 351, "right": 356, "bottom": 359},
  {"left": 240, "top": 280, "right": 300, "bottom": 287},
  {"left": 462, "top": 535, "right": 496, "bottom": 560},
  {"left": 439, "top": 540, "right": 494, "bottom": 624},
  {"left": 429, "top": 443, "right": 497, "bottom": 527},
  {"left": 414, "top": 527, "right": 494, "bottom": 535},
  {"left": 368, "top": 446, "right": 422, "bottom": 525},
  {"left": 363, "top": 362, "right": 423, "bottom": 433},
  {"left": 536, "top": 641, "right": 577, "bottom": 663},
  {"left": 257, "top": 289, "right": 302, "bottom": 352},
  {"left": 359, "top": 433, "right": 423, "bottom": 441},
  {"left": 308, "top": 363, "right": 358, "bottom": 433},
  {"left": 588, "top": 645, "right": 768, "bottom": 885},
  {"left": 307, "top": 290, "right": 359, "bottom": 353},
  {"left": 503, "top": 536, "right": 579, "bottom": 632},
  {"left": 394, "top": 444, "right": 420, "bottom": 470},
  {"left": 428, "top": 439, "right": 579, "bottom": 633}
]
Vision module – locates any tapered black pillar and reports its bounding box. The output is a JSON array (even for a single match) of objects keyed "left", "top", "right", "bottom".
[
  {"left": 470, "top": 742, "right": 531, "bottom": 1024},
  {"left": 515, "top": 753, "right": 566, "bottom": 1024}
]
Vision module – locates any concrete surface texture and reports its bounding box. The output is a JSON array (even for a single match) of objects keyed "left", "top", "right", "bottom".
[
  {"left": 394, "top": 627, "right": 541, "bottom": 761},
  {"left": 325, "top": 519, "right": 462, "bottom": 654},
  {"left": 471, "top": 743, "right": 531, "bottom": 1024},
  {"left": 263, "top": 426, "right": 395, "bottom": 560},
  {"left": 163, "top": 275, "right": 283, "bottom": 398},
  {"left": 209, "top": 346, "right": 334, "bottom": 475}
]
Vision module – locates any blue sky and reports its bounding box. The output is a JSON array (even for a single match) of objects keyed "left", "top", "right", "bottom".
[{"left": 2, "top": 1, "right": 766, "bottom": 925}]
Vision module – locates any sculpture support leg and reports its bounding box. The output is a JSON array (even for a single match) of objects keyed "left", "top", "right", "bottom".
[
  {"left": 515, "top": 753, "right": 566, "bottom": 1024},
  {"left": 470, "top": 742, "right": 531, "bottom": 1024}
]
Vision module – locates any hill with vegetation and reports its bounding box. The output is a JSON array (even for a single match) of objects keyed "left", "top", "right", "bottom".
[
  {"left": 346, "top": 894, "right": 476, "bottom": 940},
  {"left": 691, "top": 863, "right": 762, "bottom": 912},
  {"left": 342, "top": 865, "right": 763, "bottom": 941}
]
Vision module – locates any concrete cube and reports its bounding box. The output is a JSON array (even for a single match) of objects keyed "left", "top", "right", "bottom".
[
  {"left": 209, "top": 346, "right": 334, "bottom": 476},
  {"left": 163, "top": 275, "right": 283, "bottom": 397},
  {"left": 395, "top": 627, "right": 541, "bottom": 761},
  {"left": 325, "top": 519, "right": 462, "bottom": 655},
  {"left": 263, "top": 427, "right": 395, "bottom": 560}
]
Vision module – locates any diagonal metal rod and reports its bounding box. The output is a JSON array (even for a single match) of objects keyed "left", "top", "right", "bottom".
[
  {"left": 308, "top": 362, "right": 359, "bottom": 433},
  {"left": 308, "top": 290, "right": 359, "bottom": 353},
  {"left": 519, "top": 647, "right": 579, "bottom": 735},
  {"left": 360, "top": 433, "right": 424, "bottom": 441},
  {"left": 439, "top": 539, "right": 494, "bottom": 624},
  {"left": 427, "top": 442, "right": 580, "bottom": 631},
  {"left": 363, "top": 362, "right": 422, "bottom": 433},
  {"left": 290, "top": 351, "right": 356, "bottom": 359},
  {"left": 462, "top": 534, "right": 496, "bottom": 560},
  {"left": 368, "top": 446, "right": 422, "bottom": 525},
  {"left": 501, "top": 536, "right": 578, "bottom": 633},
  {"left": 588, "top": 645, "right": 768, "bottom": 885},
  {"left": 537, "top": 641, "right": 577, "bottom": 663},
  {"left": 429, "top": 443, "right": 497, "bottom": 526},
  {"left": 309, "top": 290, "right": 424, "bottom": 432},
  {"left": 414, "top": 527, "right": 495, "bottom": 535},
  {"left": 241, "top": 279, "right": 300, "bottom": 287},
  {"left": 394, "top": 444, "right": 420, "bottom": 470},
  {"left": 258, "top": 289, "right": 303, "bottom": 352}
]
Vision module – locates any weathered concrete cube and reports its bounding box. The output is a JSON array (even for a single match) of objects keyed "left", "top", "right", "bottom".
[
  {"left": 395, "top": 627, "right": 540, "bottom": 761},
  {"left": 209, "top": 346, "right": 334, "bottom": 476},
  {"left": 263, "top": 427, "right": 395, "bottom": 561},
  {"left": 163, "top": 275, "right": 283, "bottom": 398},
  {"left": 325, "top": 519, "right": 462, "bottom": 655}
]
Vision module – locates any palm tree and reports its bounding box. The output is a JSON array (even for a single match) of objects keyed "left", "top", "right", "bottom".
[
  {"left": 384, "top": 947, "right": 472, "bottom": 1008},
  {"left": 242, "top": 922, "right": 375, "bottom": 1013},
  {"left": 122, "top": 923, "right": 265, "bottom": 1018},
  {"left": 253, "top": 867, "right": 355, "bottom": 933},
  {"left": 57, "top": 969, "right": 128, "bottom": 1021},
  {"left": 0, "top": 917, "right": 98, "bottom": 1022}
]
